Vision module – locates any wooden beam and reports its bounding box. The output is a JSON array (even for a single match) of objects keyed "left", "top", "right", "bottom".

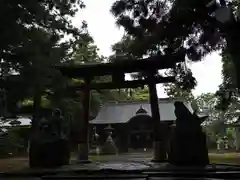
[
  {"left": 70, "top": 76, "right": 175, "bottom": 90},
  {"left": 56, "top": 53, "right": 185, "bottom": 78}
]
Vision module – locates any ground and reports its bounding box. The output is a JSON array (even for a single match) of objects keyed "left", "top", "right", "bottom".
[
  {"left": 0, "top": 153, "right": 240, "bottom": 172},
  {"left": 209, "top": 152, "right": 240, "bottom": 164}
]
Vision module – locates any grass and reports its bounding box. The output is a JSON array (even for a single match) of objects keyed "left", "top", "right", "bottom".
[
  {"left": 209, "top": 152, "right": 240, "bottom": 165},
  {"left": 0, "top": 153, "right": 240, "bottom": 172}
]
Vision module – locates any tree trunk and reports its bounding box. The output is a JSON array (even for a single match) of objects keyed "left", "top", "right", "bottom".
[
  {"left": 225, "top": 22, "right": 240, "bottom": 90},
  {"left": 29, "top": 91, "right": 41, "bottom": 168}
]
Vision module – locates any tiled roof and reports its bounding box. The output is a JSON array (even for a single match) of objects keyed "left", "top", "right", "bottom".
[{"left": 90, "top": 98, "right": 194, "bottom": 124}]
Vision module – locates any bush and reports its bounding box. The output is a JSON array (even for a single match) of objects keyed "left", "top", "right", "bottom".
[{"left": 0, "top": 129, "right": 25, "bottom": 158}]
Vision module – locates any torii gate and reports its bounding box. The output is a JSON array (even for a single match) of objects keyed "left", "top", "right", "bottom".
[{"left": 57, "top": 53, "right": 184, "bottom": 162}]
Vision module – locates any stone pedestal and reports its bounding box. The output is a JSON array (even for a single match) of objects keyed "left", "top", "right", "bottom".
[
  {"left": 29, "top": 138, "right": 70, "bottom": 168},
  {"left": 101, "top": 137, "right": 117, "bottom": 155},
  {"left": 170, "top": 130, "right": 209, "bottom": 167},
  {"left": 77, "top": 143, "right": 91, "bottom": 164},
  {"left": 152, "top": 141, "right": 167, "bottom": 162}
]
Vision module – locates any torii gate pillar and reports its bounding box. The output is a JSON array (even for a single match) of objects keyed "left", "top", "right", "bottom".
[
  {"left": 77, "top": 77, "right": 91, "bottom": 163},
  {"left": 148, "top": 72, "right": 168, "bottom": 162}
]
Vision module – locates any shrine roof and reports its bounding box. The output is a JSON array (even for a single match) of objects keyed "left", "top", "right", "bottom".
[
  {"left": 90, "top": 98, "right": 194, "bottom": 124},
  {"left": 56, "top": 54, "right": 184, "bottom": 78},
  {"left": 0, "top": 117, "right": 31, "bottom": 127}
]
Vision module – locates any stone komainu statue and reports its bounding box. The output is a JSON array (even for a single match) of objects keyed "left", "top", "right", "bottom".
[
  {"left": 168, "top": 101, "right": 209, "bottom": 167},
  {"left": 29, "top": 109, "right": 70, "bottom": 168}
]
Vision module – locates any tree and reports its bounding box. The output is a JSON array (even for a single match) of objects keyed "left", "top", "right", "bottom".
[
  {"left": 111, "top": 0, "right": 214, "bottom": 62},
  {"left": 71, "top": 36, "right": 106, "bottom": 64},
  {"left": 194, "top": 93, "right": 226, "bottom": 147},
  {"left": 195, "top": 93, "right": 219, "bottom": 117},
  {"left": 221, "top": 50, "right": 237, "bottom": 91},
  {"left": 110, "top": 0, "right": 240, "bottom": 93},
  {"left": 0, "top": 0, "right": 86, "bottom": 73},
  {"left": 0, "top": 1, "right": 91, "bottom": 166},
  {"left": 110, "top": 35, "right": 138, "bottom": 62},
  {"left": 110, "top": 34, "right": 197, "bottom": 99},
  {"left": 110, "top": 26, "right": 197, "bottom": 91},
  {"left": 164, "top": 83, "right": 194, "bottom": 101},
  {"left": 194, "top": 92, "right": 239, "bottom": 145},
  {"left": 215, "top": 48, "right": 240, "bottom": 113},
  {"left": 0, "top": 0, "right": 88, "bottom": 120}
]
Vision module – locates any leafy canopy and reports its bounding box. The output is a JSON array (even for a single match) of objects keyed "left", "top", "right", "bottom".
[{"left": 111, "top": 0, "right": 223, "bottom": 60}]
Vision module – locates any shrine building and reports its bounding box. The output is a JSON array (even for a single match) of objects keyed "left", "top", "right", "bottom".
[{"left": 89, "top": 98, "right": 194, "bottom": 153}]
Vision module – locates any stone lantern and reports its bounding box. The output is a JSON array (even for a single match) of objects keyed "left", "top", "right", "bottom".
[
  {"left": 104, "top": 124, "right": 114, "bottom": 142},
  {"left": 101, "top": 124, "right": 117, "bottom": 154}
]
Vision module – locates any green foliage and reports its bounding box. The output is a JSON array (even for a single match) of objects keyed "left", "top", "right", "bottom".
[
  {"left": 111, "top": 0, "right": 224, "bottom": 59},
  {"left": 195, "top": 93, "right": 218, "bottom": 113},
  {"left": 221, "top": 50, "right": 237, "bottom": 90},
  {"left": 0, "top": 0, "right": 89, "bottom": 118},
  {"left": 164, "top": 83, "right": 194, "bottom": 102},
  {"left": 194, "top": 92, "right": 240, "bottom": 144},
  {"left": 129, "top": 87, "right": 149, "bottom": 100},
  {"left": 110, "top": 28, "right": 197, "bottom": 91},
  {"left": 215, "top": 48, "right": 240, "bottom": 112},
  {"left": 110, "top": 0, "right": 240, "bottom": 94},
  {"left": 110, "top": 0, "right": 225, "bottom": 89},
  {"left": 72, "top": 37, "right": 106, "bottom": 64},
  {"left": 195, "top": 93, "right": 225, "bottom": 147},
  {"left": 110, "top": 35, "right": 137, "bottom": 62},
  {"left": 0, "top": 0, "right": 85, "bottom": 75}
]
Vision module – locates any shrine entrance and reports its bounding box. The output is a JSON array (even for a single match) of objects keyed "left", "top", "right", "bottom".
[
  {"left": 128, "top": 107, "right": 154, "bottom": 150},
  {"left": 130, "top": 131, "right": 153, "bottom": 149}
]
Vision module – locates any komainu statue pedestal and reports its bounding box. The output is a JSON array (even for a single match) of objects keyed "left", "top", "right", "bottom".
[
  {"left": 30, "top": 138, "right": 70, "bottom": 168},
  {"left": 152, "top": 141, "right": 167, "bottom": 162},
  {"left": 169, "top": 130, "right": 209, "bottom": 166}
]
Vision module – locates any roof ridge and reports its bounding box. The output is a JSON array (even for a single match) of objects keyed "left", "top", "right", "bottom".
[{"left": 105, "top": 98, "right": 186, "bottom": 105}]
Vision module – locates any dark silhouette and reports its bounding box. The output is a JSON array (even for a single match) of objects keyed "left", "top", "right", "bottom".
[
  {"left": 30, "top": 109, "right": 70, "bottom": 168},
  {"left": 50, "top": 109, "right": 63, "bottom": 137},
  {"left": 169, "top": 101, "right": 209, "bottom": 167}
]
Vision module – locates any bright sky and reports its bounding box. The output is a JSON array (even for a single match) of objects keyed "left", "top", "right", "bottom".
[{"left": 72, "top": 0, "right": 223, "bottom": 98}]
